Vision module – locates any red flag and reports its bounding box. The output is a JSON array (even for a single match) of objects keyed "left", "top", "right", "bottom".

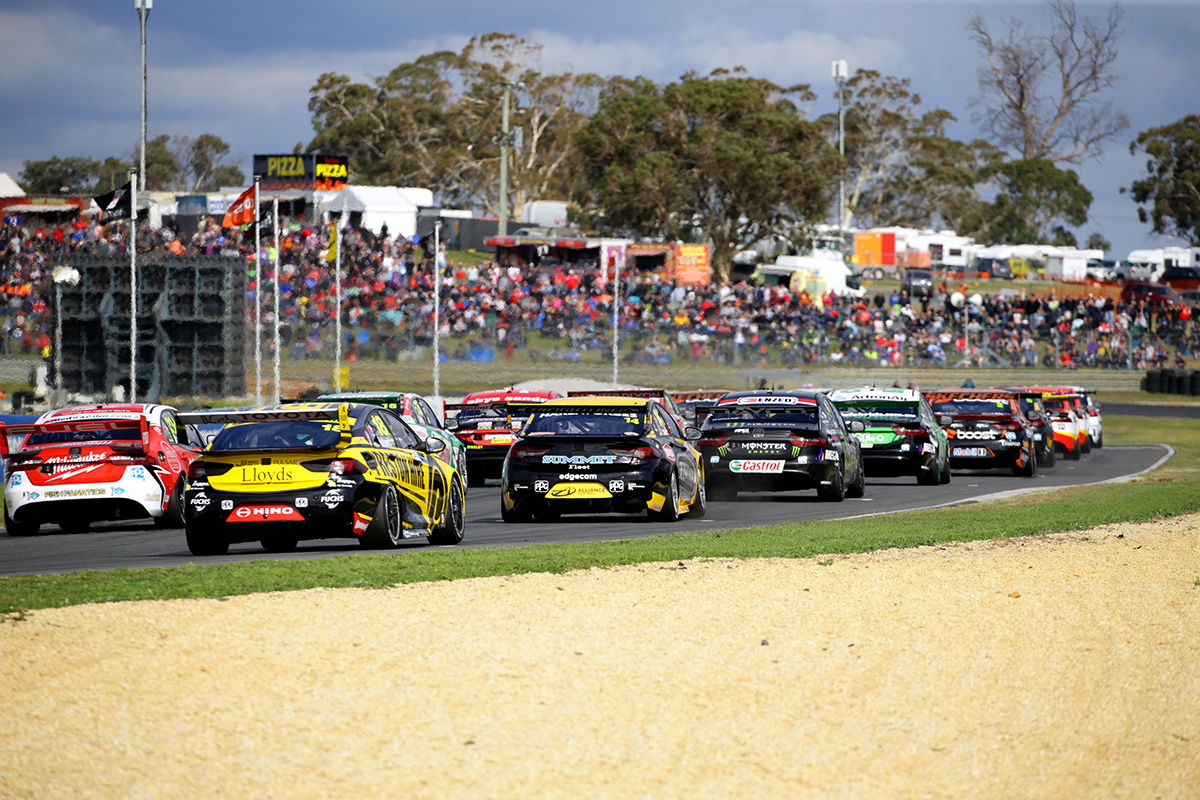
[{"left": 221, "top": 185, "right": 256, "bottom": 228}]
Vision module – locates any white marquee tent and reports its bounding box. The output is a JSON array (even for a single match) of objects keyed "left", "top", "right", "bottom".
[{"left": 316, "top": 186, "right": 433, "bottom": 238}]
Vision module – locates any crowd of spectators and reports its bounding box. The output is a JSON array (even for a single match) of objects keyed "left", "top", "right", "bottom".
[{"left": 2, "top": 215, "right": 1196, "bottom": 372}]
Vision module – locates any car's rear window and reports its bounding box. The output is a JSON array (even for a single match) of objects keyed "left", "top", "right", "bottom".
[
  {"left": 522, "top": 412, "right": 645, "bottom": 437},
  {"left": 209, "top": 421, "right": 341, "bottom": 451},
  {"left": 930, "top": 399, "right": 1014, "bottom": 416},
  {"left": 704, "top": 406, "right": 819, "bottom": 429},
  {"left": 27, "top": 427, "right": 140, "bottom": 446},
  {"left": 834, "top": 402, "right": 919, "bottom": 422}
]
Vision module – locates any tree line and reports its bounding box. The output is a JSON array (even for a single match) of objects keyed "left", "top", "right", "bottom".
[{"left": 17, "top": 2, "right": 1197, "bottom": 279}]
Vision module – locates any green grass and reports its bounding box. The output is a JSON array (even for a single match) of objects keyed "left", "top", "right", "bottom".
[{"left": 0, "top": 415, "right": 1195, "bottom": 615}]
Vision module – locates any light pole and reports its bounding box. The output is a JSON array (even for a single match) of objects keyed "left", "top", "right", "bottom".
[
  {"left": 135, "top": 0, "right": 152, "bottom": 182},
  {"left": 432, "top": 216, "right": 443, "bottom": 400},
  {"left": 51, "top": 266, "right": 81, "bottom": 406},
  {"left": 832, "top": 59, "right": 848, "bottom": 233}
]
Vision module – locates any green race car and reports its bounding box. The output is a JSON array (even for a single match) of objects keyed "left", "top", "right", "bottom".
[{"left": 828, "top": 387, "right": 951, "bottom": 485}]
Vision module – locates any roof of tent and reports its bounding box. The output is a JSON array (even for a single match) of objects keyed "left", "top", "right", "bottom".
[
  {"left": 0, "top": 173, "right": 26, "bottom": 197},
  {"left": 318, "top": 186, "right": 432, "bottom": 214}
]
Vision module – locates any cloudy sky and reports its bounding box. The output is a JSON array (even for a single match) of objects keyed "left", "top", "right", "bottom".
[{"left": 1, "top": 0, "right": 1196, "bottom": 256}]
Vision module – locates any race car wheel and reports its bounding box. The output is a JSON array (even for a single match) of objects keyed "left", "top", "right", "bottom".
[
  {"left": 648, "top": 470, "right": 681, "bottom": 521},
  {"left": 846, "top": 464, "right": 866, "bottom": 498},
  {"left": 428, "top": 479, "right": 465, "bottom": 545},
  {"left": 939, "top": 458, "right": 952, "bottom": 484},
  {"left": 1081, "top": 436, "right": 1092, "bottom": 455},
  {"left": 59, "top": 519, "right": 91, "bottom": 534},
  {"left": 1067, "top": 442, "right": 1082, "bottom": 461},
  {"left": 1094, "top": 432, "right": 1103, "bottom": 449},
  {"left": 1038, "top": 441, "right": 1056, "bottom": 468},
  {"left": 917, "top": 463, "right": 940, "bottom": 486},
  {"left": 185, "top": 524, "right": 229, "bottom": 556},
  {"left": 687, "top": 471, "right": 708, "bottom": 519},
  {"left": 1014, "top": 447, "right": 1038, "bottom": 478},
  {"left": 4, "top": 508, "right": 38, "bottom": 537},
  {"left": 455, "top": 451, "right": 470, "bottom": 487},
  {"left": 361, "top": 485, "right": 404, "bottom": 548},
  {"left": 155, "top": 478, "right": 185, "bottom": 528},
  {"left": 260, "top": 535, "right": 298, "bottom": 553},
  {"left": 500, "top": 500, "right": 533, "bottom": 523},
  {"left": 817, "top": 470, "right": 845, "bottom": 502}
]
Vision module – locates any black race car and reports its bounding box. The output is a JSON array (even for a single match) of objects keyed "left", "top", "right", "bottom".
[
  {"left": 500, "top": 397, "right": 705, "bottom": 522},
  {"left": 1010, "top": 390, "right": 1057, "bottom": 468},
  {"left": 696, "top": 390, "right": 865, "bottom": 502},
  {"left": 924, "top": 390, "right": 1038, "bottom": 477}
]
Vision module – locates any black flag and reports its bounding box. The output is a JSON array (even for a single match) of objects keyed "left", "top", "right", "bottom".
[{"left": 93, "top": 180, "right": 132, "bottom": 223}]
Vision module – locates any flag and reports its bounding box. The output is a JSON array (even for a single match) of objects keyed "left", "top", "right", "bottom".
[
  {"left": 93, "top": 180, "right": 132, "bottom": 224},
  {"left": 324, "top": 222, "right": 338, "bottom": 263},
  {"left": 222, "top": 185, "right": 257, "bottom": 228}
]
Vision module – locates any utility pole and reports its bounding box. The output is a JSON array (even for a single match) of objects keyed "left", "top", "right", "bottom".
[
  {"left": 135, "top": 0, "right": 152, "bottom": 183},
  {"left": 832, "top": 59, "right": 848, "bottom": 234},
  {"left": 498, "top": 81, "right": 513, "bottom": 236}
]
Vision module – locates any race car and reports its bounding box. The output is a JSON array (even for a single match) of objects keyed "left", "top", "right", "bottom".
[
  {"left": 1068, "top": 386, "right": 1103, "bottom": 449},
  {"left": 1009, "top": 390, "right": 1057, "bottom": 467},
  {"left": 2, "top": 404, "right": 200, "bottom": 535},
  {"left": 317, "top": 391, "right": 469, "bottom": 481},
  {"left": 696, "top": 390, "right": 865, "bottom": 501},
  {"left": 1009, "top": 386, "right": 1086, "bottom": 460},
  {"left": 827, "top": 387, "right": 951, "bottom": 485},
  {"left": 924, "top": 390, "right": 1038, "bottom": 477},
  {"left": 444, "top": 389, "right": 560, "bottom": 487},
  {"left": 178, "top": 403, "right": 464, "bottom": 555},
  {"left": 500, "top": 396, "right": 705, "bottom": 522}
]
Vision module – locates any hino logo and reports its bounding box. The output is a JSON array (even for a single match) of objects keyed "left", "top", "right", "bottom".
[{"left": 541, "top": 455, "right": 617, "bottom": 465}]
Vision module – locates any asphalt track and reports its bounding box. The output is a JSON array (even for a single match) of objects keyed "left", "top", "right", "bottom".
[{"left": 0, "top": 443, "right": 1170, "bottom": 577}]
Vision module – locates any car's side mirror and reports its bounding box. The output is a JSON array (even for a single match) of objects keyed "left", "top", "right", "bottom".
[
  {"left": 938, "top": 415, "right": 953, "bottom": 427},
  {"left": 847, "top": 420, "right": 865, "bottom": 433},
  {"left": 444, "top": 418, "right": 459, "bottom": 431},
  {"left": 421, "top": 437, "right": 446, "bottom": 454},
  {"left": 684, "top": 426, "right": 703, "bottom": 440}
]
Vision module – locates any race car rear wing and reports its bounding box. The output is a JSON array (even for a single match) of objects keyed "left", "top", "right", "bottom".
[
  {"left": 177, "top": 406, "right": 353, "bottom": 445},
  {"left": 443, "top": 401, "right": 546, "bottom": 428},
  {"left": 0, "top": 416, "right": 151, "bottom": 458},
  {"left": 566, "top": 389, "right": 671, "bottom": 399}
]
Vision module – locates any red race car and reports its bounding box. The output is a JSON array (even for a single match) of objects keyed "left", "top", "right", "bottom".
[
  {"left": 444, "top": 389, "right": 560, "bottom": 487},
  {"left": 2, "top": 404, "right": 201, "bottom": 535}
]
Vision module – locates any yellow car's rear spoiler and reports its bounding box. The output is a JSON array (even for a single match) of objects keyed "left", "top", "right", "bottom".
[{"left": 178, "top": 405, "right": 354, "bottom": 445}]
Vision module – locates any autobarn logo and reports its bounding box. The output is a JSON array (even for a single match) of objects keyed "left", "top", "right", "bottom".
[
  {"left": 542, "top": 455, "right": 617, "bottom": 465},
  {"left": 228, "top": 504, "right": 304, "bottom": 522}
]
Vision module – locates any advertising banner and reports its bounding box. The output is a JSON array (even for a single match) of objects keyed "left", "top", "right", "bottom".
[{"left": 253, "top": 154, "right": 349, "bottom": 191}]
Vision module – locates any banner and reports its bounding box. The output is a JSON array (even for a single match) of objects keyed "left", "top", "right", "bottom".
[{"left": 93, "top": 180, "right": 132, "bottom": 224}]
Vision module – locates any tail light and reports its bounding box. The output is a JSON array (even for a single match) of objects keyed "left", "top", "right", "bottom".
[
  {"left": 1089, "top": 410, "right": 1098, "bottom": 417},
  {"left": 1005, "top": 422, "right": 1023, "bottom": 431},
  {"left": 697, "top": 434, "right": 730, "bottom": 446},
  {"left": 109, "top": 454, "right": 154, "bottom": 465},
  {"left": 508, "top": 443, "right": 550, "bottom": 460},
  {"left": 188, "top": 461, "right": 232, "bottom": 479},
  {"left": 891, "top": 426, "right": 927, "bottom": 437},
  {"left": 327, "top": 458, "right": 365, "bottom": 476},
  {"left": 1033, "top": 418, "right": 1047, "bottom": 427},
  {"left": 6, "top": 455, "right": 42, "bottom": 472},
  {"left": 789, "top": 436, "right": 826, "bottom": 447},
  {"left": 610, "top": 445, "right": 657, "bottom": 460}
]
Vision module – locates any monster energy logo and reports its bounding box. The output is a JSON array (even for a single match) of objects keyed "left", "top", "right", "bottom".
[
  {"left": 791, "top": 445, "right": 802, "bottom": 458},
  {"left": 717, "top": 444, "right": 730, "bottom": 456}
]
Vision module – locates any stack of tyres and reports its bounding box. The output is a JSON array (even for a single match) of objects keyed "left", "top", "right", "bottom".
[
  {"left": 1191, "top": 370, "right": 1200, "bottom": 396},
  {"left": 1144, "top": 369, "right": 1161, "bottom": 393}
]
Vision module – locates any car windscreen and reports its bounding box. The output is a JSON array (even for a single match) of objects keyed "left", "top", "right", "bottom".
[
  {"left": 703, "top": 406, "right": 819, "bottom": 429},
  {"left": 26, "top": 426, "right": 140, "bottom": 446},
  {"left": 209, "top": 420, "right": 341, "bottom": 451},
  {"left": 834, "top": 402, "right": 919, "bottom": 423},
  {"left": 522, "top": 412, "right": 645, "bottom": 437},
  {"left": 1017, "top": 398, "right": 1044, "bottom": 415},
  {"left": 930, "top": 399, "right": 1014, "bottom": 416}
]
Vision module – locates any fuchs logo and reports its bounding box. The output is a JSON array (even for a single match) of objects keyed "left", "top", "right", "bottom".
[
  {"left": 191, "top": 492, "right": 210, "bottom": 508},
  {"left": 321, "top": 490, "right": 344, "bottom": 509},
  {"left": 542, "top": 455, "right": 617, "bottom": 465}
]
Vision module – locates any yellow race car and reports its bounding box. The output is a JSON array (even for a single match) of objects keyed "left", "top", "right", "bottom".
[{"left": 178, "top": 403, "right": 465, "bottom": 555}]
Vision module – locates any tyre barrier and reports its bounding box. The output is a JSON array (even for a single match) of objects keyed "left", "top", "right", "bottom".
[
  {"left": 1145, "top": 369, "right": 1200, "bottom": 396},
  {"left": 1145, "top": 369, "right": 1161, "bottom": 393}
]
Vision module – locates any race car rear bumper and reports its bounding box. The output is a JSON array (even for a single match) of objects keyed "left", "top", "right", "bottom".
[
  {"left": 4, "top": 476, "right": 165, "bottom": 524},
  {"left": 859, "top": 449, "right": 935, "bottom": 477},
  {"left": 947, "top": 440, "right": 1025, "bottom": 469},
  {"left": 503, "top": 464, "right": 668, "bottom": 515},
  {"left": 183, "top": 481, "right": 372, "bottom": 544}
]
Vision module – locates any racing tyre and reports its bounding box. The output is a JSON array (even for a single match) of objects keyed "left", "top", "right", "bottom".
[
  {"left": 59, "top": 519, "right": 91, "bottom": 534},
  {"left": 360, "top": 485, "right": 404, "bottom": 548},
  {"left": 155, "top": 478, "right": 185, "bottom": 528},
  {"left": 687, "top": 471, "right": 708, "bottom": 518},
  {"left": 939, "top": 458, "right": 952, "bottom": 484},
  {"left": 817, "top": 469, "right": 845, "bottom": 502},
  {"left": 1094, "top": 432, "right": 1103, "bottom": 449},
  {"left": 1038, "top": 441, "right": 1056, "bottom": 468},
  {"left": 917, "top": 464, "right": 940, "bottom": 486},
  {"left": 500, "top": 501, "right": 533, "bottom": 523},
  {"left": 185, "top": 523, "right": 229, "bottom": 556},
  {"left": 1014, "top": 447, "right": 1038, "bottom": 478},
  {"left": 260, "top": 535, "right": 298, "bottom": 553},
  {"left": 1081, "top": 436, "right": 1092, "bottom": 455},
  {"left": 428, "top": 479, "right": 465, "bottom": 545},
  {"left": 1067, "top": 442, "right": 1082, "bottom": 461},
  {"left": 648, "top": 470, "right": 681, "bottom": 521},
  {"left": 455, "top": 451, "right": 470, "bottom": 488},
  {"left": 846, "top": 464, "right": 866, "bottom": 498},
  {"left": 4, "top": 508, "right": 38, "bottom": 537}
]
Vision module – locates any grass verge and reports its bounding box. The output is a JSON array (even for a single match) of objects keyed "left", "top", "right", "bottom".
[{"left": 0, "top": 415, "right": 1195, "bottom": 615}]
